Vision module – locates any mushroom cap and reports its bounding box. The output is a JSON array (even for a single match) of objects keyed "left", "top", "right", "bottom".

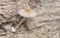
[{"left": 18, "top": 8, "right": 37, "bottom": 18}]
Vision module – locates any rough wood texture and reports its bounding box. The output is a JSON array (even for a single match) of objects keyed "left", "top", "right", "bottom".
[{"left": 0, "top": 0, "right": 60, "bottom": 38}]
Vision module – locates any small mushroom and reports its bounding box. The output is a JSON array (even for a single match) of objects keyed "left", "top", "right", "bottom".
[{"left": 11, "top": 8, "right": 37, "bottom": 32}]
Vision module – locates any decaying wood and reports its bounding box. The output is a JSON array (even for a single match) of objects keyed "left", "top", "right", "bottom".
[{"left": 0, "top": 0, "right": 60, "bottom": 38}]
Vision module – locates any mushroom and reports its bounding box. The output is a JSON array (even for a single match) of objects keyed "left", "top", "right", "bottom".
[
  {"left": 11, "top": 8, "right": 37, "bottom": 32},
  {"left": 11, "top": 0, "right": 37, "bottom": 32}
]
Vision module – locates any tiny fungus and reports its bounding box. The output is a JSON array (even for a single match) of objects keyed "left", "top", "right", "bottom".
[
  {"left": 11, "top": 0, "right": 37, "bottom": 32},
  {"left": 12, "top": 8, "right": 37, "bottom": 32}
]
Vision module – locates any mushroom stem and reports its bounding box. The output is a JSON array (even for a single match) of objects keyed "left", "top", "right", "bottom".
[{"left": 15, "top": 17, "right": 25, "bottom": 29}]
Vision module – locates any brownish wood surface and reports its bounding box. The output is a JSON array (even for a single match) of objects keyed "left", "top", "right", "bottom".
[{"left": 0, "top": 0, "right": 60, "bottom": 38}]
